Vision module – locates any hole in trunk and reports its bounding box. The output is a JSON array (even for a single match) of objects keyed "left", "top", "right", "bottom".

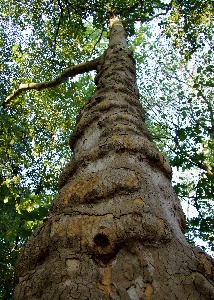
[{"left": 94, "top": 233, "right": 110, "bottom": 248}]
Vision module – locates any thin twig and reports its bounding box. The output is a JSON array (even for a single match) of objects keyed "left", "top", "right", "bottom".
[
  {"left": 53, "top": 16, "right": 62, "bottom": 59},
  {"left": 91, "top": 27, "right": 105, "bottom": 56},
  {"left": 124, "top": 10, "right": 170, "bottom": 24}
]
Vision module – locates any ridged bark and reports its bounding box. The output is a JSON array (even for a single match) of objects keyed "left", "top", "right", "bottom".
[{"left": 13, "top": 16, "right": 214, "bottom": 300}]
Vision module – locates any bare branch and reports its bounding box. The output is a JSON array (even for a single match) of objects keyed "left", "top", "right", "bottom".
[{"left": 2, "top": 56, "right": 101, "bottom": 108}]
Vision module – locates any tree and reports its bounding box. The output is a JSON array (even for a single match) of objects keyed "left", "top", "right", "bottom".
[
  {"left": 11, "top": 14, "right": 214, "bottom": 299},
  {"left": 1, "top": 0, "right": 213, "bottom": 298}
]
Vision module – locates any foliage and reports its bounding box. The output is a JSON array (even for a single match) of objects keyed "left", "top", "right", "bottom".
[
  {"left": 162, "top": 0, "right": 214, "bottom": 59},
  {"left": 0, "top": 0, "right": 213, "bottom": 298},
  {"left": 0, "top": 76, "right": 95, "bottom": 298},
  {"left": 133, "top": 19, "right": 213, "bottom": 252}
]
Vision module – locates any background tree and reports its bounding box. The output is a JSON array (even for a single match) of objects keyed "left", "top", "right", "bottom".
[{"left": 0, "top": 0, "right": 213, "bottom": 298}]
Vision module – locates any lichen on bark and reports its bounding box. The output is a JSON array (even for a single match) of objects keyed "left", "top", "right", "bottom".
[{"left": 13, "top": 15, "right": 214, "bottom": 300}]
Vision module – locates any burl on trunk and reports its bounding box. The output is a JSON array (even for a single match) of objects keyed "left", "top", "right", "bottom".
[{"left": 13, "top": 16, "right": 214, "bottom": 300}]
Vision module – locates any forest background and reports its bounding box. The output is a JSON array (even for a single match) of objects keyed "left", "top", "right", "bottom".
[{"left": 0, "top": 0, "right": 213, "bottom": 298}]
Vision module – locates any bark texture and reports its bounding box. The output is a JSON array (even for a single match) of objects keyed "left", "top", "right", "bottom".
[{"left": 13, "top": 17, "right": 214, "bottom": 300}]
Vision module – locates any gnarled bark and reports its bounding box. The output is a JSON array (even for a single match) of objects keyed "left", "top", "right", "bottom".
[{"left": 13, "top": 16, "right": 214, "bottom": 300}]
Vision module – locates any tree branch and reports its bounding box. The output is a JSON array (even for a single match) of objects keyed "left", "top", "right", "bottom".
[
  {"left": 91, "top": 27, "right": 105, "bottom": 56},
  {"left": 169, "top": 138, "right": 214, "bottom": 176},
  {"left": 124, "top": 10, "right": 170, "bottom": 24},
  {"left": 2, "top": 56, "right": 101, "bottom": 108}
]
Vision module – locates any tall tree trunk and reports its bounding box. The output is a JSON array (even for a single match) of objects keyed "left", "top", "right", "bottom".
[{"left": 13, "top": 16, "right": 214, "bottom": 300}]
